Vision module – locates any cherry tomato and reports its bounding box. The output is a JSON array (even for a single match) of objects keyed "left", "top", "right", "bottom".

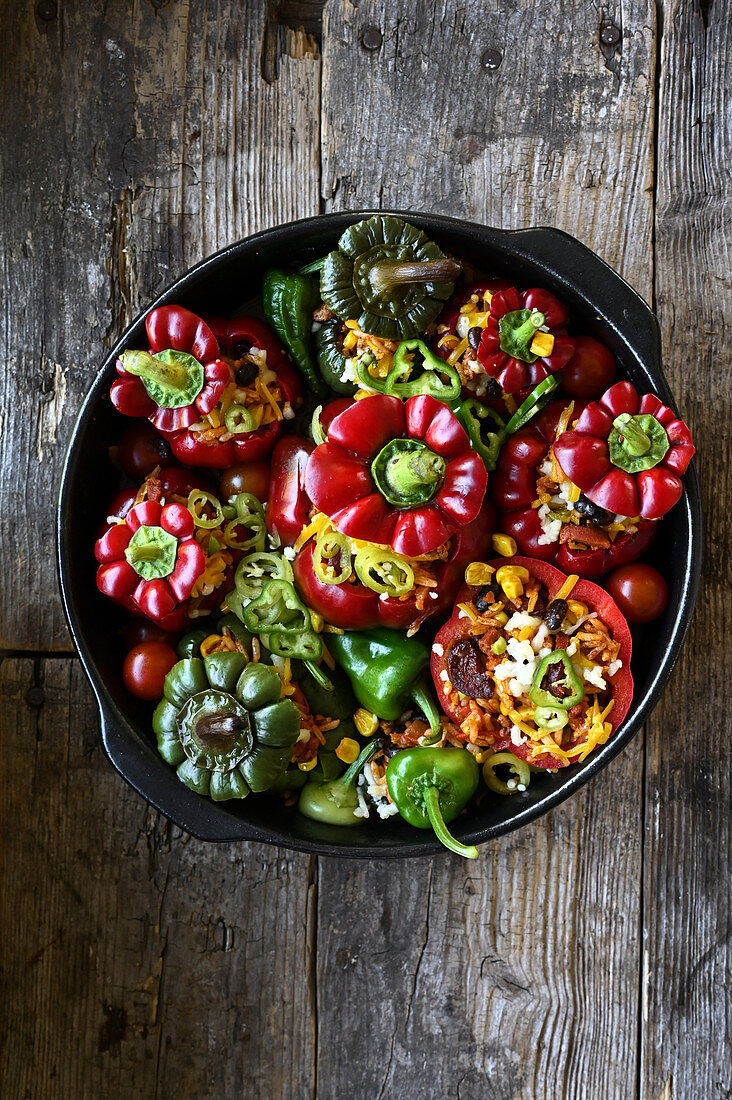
[
  {"left": 219, "top": 461, "right": 270, "bottom": 503},
  {"left": 122, "top": 642, "right": 178, "bottom": 701},
  {"left": 122, "top": 620, "right": 178, "bottom": 651},
  {"left": 606, "top": 563, "right": 669, "bottom": 623},
  {"left": 117, "top": 423, "right": 174, "bottom": 480},
  {"left": 561, "top": 336, "right": 617, "bottom": 398}
]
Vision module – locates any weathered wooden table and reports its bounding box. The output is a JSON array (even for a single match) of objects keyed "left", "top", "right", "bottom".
[{"left": 2, "top": 3, "right": 729, "bottom": 1097}]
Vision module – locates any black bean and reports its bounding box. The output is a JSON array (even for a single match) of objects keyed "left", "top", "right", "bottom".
[
  {"left": 235, "top": 361, "right": 258, "bottom": 387},
  {"left": 543, "top": 598, "right": 568, "bottom": 632},
  {"left": 474, "top": 583, "right": 503, "bottom": 612},
  {"left": 575, "top": 494, "right": 612, "bottom": 527},
  {"left": 467, "top": 326, "right": 483, "bottom": 352},
  {"left": 232, "top": 339, "right": 253, "bottom": 358},
  {"left": 483, "top": 376, "right": 502, "bottom": 399}
]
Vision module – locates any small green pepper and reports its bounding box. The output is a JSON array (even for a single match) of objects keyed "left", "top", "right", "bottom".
[
  {"left": 327, "top": 627, "right": 441, "bottom": 740},
  {"left": 314, "top": 322, "right": 358, "bottom": 395},
  {"left": 262, "top": 269, "right": 326, "bottom": 396},
  {"left": 295, "top": 664, "right": 358, "bottom": 748},
  {"left": 529, "top": 650, "right": 585, "bottom": 710},
  {"left": 298, "top": 740, "right": 380, "bottom": 826},
  {"left": 177, "top": 628, "right": 209, "bottom": 659},
  {"left": 153, "top": 656, "right": 300, "bottom": 798},
  {"left": 386, "top": 747, "right": 480, "bottom": 858}
]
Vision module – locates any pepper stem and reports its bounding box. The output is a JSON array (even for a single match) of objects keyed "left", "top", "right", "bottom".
[
  {"left": 121, "top": 349, "right": 192, "bottom": 393},
  {"left": 514, "top": 310, "right": 545, "bottom": 344},
  {"left": 613, "top": 413, "right": 651, "bottom": 457},
  {"left": 371, "top": 439, "right": 446, "bottom": 507},
  {"left": 410, "top": 681, "right": 442, "bottom": 742},
  {"left": 368, "top": 258, "right": 462, "bottom": 295},
  {"left": 329, "top": 740, "right": 382, "bottom": 806},
  {"left": 304, "top": 661, "right": 334, "bottom": 691},
  {"left": 125, "top": 543, "right": 167, "bottom": 564},
  {"left": 423, "top": 786, "right": 479, "bottom": 859}
]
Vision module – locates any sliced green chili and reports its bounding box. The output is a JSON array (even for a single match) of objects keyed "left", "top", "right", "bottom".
[
  {"left": 224, "top": 403, "right": 256, "bottom": 435},
  {"left": 234, "top": 551, "right": 294, "bottom": 602},
  {"left": 222, "top": 492, "right": 267, "bottom": 551},
  {"left": 187, "top": 489, "right": 225, "bottom": 530},
  {"left": 314, "top": 528, "right": 353, "bottom": 585},
  {"left": 483, "top": 752, "right": 531, "bottom": 795},
  {"left": 353, "top": 546, "right": 414, "bottom": 597}
]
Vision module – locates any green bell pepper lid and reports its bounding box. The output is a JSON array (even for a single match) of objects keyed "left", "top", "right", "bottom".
[{"left": 152, "top": 657, "right": 300, "bottom": 800}]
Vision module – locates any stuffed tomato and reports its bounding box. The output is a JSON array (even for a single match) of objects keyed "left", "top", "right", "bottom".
[{"left": 430, "top": 557, "right": 633, "bottom": 769}]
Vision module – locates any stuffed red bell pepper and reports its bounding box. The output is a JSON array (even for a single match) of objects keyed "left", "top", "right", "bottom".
[
  {"left": 303, "top": 393, "right": 488, "bottom": 557},
  {"left": 167, "top": 315, "right": 302, "bottom": 467},
  {"left": 491, "top": 398, "right": 658, "bottom": 577},
  {"left": 430, "top": 557, "right": 633, "bottom": 770},
  {"left": 551, "top": 381, "right": 695, "bottom": 519}
]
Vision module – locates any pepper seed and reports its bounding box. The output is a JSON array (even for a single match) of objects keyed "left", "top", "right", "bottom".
[
  {"left": 481, "top": 48, "right": 502, "bottom": 71},
  {"left": 599, "top": 21, "right": 621, "bottom": 47},
  {"left": 361, "top": 27, "right": 383, "bottom": 51}
]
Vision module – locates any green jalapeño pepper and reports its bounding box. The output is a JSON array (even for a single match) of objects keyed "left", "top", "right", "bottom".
[
  {"left": 529, "top": 650, "right": 585, "bottom": 710},
  {"left": 386, "top": 747, "right": 480, "bottom": 858},
  {"left": 314, "top": 322, "right": 358, "bottom": 396},
  {"left": 298, "top": 740, "right": 380, "bottom": 826},
  {"left": 327, "top": 627, "right": 441, "bottom": 741},
  {"left": 242, "top": 579, "right": 311, "bottom": 636},
  {"left": 152, "top": 656, "right": 300, "bottom": 799},
  {"left": 262, "top": 269, "right": 327, "bottom": 397},
  {"left": 383, "top": 339, "right": 462, "bottom": 402},
  {"left": 454, "top": 398, "right": 507, "bottom": 473}
]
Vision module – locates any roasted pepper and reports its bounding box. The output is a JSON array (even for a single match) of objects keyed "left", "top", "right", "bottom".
[
  {"left": 110, "top": 306, "right": 231, "bottom": 433},
  {"left": 304, "top": 393, "right": 488, "bottom": 557},
  {"left": 386, "top": 747, "right": 480, "bottom": 858},
  {"left": 168, "top": 315, "right": 302, "bottom": 468},
  {"left": 262, "top": 269, "right": 327, "bottom": 397},
  {"left": 552, "top": 381, "right": 695, "bottom": 519},
  {"left": 327, "top": 627, "right": 441, "bottom": 738},
  {"left": 491, "top": 399, "right": 658, "bottom": 577},
  {"left": 319, "top": 215, "right": 461, "bottom": 339},
  {"left": 153, "top": 656, "right": 300, "bottom": 798}
]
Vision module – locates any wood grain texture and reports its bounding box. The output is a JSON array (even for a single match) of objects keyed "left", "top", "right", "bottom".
[
  {"left": 319, "top": 4, "right": 655, "bottom": 1097},
  {"left": 0, "top": 0, "right": 320, "bottom": 651},
  {"left": 0, "top": 656, "right": 316, "bottom": 1100},
  {"left": 642, "top": 2, "right": 732, "bottom": 1097}
]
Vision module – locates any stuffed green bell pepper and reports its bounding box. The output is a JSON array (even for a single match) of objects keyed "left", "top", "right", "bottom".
[{"left": 152, "top": 654, "right": 300, "bottom": 800}]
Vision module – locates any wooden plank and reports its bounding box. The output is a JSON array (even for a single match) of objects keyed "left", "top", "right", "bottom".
[
  {"left": 0, "top": 0, "right": 320, "bottom": 651},
  {"left": 0, "top": 656, "right": 316, "bottom": 1099},
  {"left": 641, "top": 2, "right": 732, "bottom": 1097},
  {"left": 319, "top": 3, "right": 656, "bottom": 1096}
]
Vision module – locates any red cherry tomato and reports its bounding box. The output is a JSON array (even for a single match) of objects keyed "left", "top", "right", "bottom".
[
  {"left": 122, "top": 620, "right": 178, "bottom": 651},
  {"left": 219, "top": 461, "right": 271, "bottom": 503},
  {"left": 561, "top": 336, "right": 617, "bottom": 398},
  {"left": 117, "top": 423, "right": 174, "bottom": 480},
  {"left": 605, "top": 563, "right": 669, "bottom": 623},
  {"left": 122, "top": 642, "right": 178, "bottom": 701}
]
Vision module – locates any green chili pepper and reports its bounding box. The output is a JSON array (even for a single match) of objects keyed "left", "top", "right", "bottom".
[
  {"left": 454, "top": 398, "right": 506, "bottom": 473},
  {"left": 298, "top": 740, "right": 380, "bottom": 826},
  {"left": 314, "top": 528, "right": 353, "bottom": 585},
  {"left": 267, "top": 630, "right": 323, "bottom": 662},
  {"left": 152, "top": 656, "right": 300, "bottom": 798},
  {"left": 262, "top": 268, "right": 326, "bottom": 396},
  {"left": 529, "top": 650, "right": 585, "bottom": 710},
  {"left": 383, "top": 339, "right": 462, "bottom": 401},
  {"left": 503, "top": 375, "right": 559, "bottom": 435},
  {"left": 386, "top": 747, "right": 479, "bottom": 858},
  {"left": 222, "top": 492, "right": 267, "bottom": 552},
  {"left": 224, "top": 403, "right": 256, "bottom": 435},
  {"left": 242, "top": 579, "right": 311, "bottom": 636},
  {"left": 327, "top": 627, "right": 441, "bottom": 740},
  {"left": 234, "top": 551, "right": 294, "bottom": 602},
  {"left": 353, "top": 545, "right": 413, "bottom": 597},
  {"left": 188, "top": 489, "right": 225, "bottom": 531},
  {"left": 533, "top": 706, "right": 569, "bottom": 732},
  {"left": 314, "top": 322, "right": 358, "bottom": 395},
  {"left": 482, "top": 752, "right": 531, "bottom": 796}
]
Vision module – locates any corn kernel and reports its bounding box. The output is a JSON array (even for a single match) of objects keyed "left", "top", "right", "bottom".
[
  {"left": 492, "top": 637, "right": 507, "bottom": 655},
  {"left": 309, "top": 610, "right": 324, "bottom": 634},
  {"left": 496, "top": 564, "right": 530, "bottom": 584},
  {"left": 345, "top": 320, "right": 359, "bottom": 329},
  {"left": 343, "top": 330, "right": 358, "bottom": 351},
  {"left": 354, "top": 708, "right": 378, "bottom": 737},
  {"left": 567, "top": 482, "right": 582, "bottom": 503},
  {"left": 567, "top": 599, "right": 588, "bottom": 619},
  {"left": 495, "top": 611, "right": 509, "bottom": 626},
  {"left": 465, "top": 562, "right": 494, "bottom": 586},
  {"left": 530, "top": 332, "right": 555, "bottom": 357},
  {"left": 492, "top": 533, "right": 517, "bottom": 557},
  {"left": 335, "top": 737, "right": 360, "bottom": 764},
  {"left": 500, "top": 577, "right": 524, "bottom": 600},
  {"left": 298, "top": 757, "right": 318, "bottom": 772},
  {"left": 555, "top": 574, "right": 579, "bottom": 602}
]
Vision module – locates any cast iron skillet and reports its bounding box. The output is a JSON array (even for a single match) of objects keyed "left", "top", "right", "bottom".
[{"left": 57, "top": 211, "right": 702, "bottom": 857}]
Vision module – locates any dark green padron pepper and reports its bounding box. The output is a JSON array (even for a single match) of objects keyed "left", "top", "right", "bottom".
[
  {"left": 153, "top": 655, "right": 300, "bottom": 801},
  {"left": 320, "top": 215, "right": 462, "bottom": 340},
  {"left": 314, "top": 322, "right": 358, "bottom": 396},
  {"left": 262, "top": 269, "right": 327, "bottom": 397},
  {"left": 386, "top": 747, "right": 480, "bottom": 858}
]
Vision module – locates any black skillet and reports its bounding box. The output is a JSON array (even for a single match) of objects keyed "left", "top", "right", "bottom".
[{"left": 57, "top": 211, "right": 702, "bottom": 857}]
